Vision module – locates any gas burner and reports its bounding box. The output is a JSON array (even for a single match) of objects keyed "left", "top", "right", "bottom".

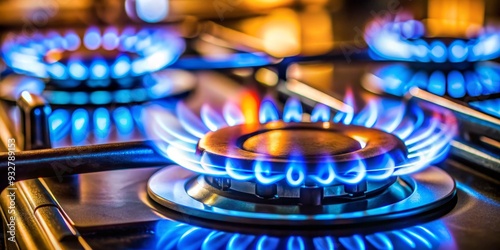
[
  {"left": 198, "top": 122, "right": 407, "bottom": 186},
  {"left": 144, "top": 96, "right": 457, "bottom": 226},
  {"left": 363, "top": 62, "right": 500, "bottom": 98},
  {"left": 1, "top": 26, "right": 184, "bottom": 81},
  {"left": 154, "top": 218, "right": 454, "bottom": 249},
  {"left": 364, "top": 18, "right": 500, "bottom": 63}
]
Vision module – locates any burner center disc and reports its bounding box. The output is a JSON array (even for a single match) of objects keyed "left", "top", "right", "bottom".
[
  {"left": 198, "top": 121, "right": 407, "bottom": 173},
  {"left": 242, "top": 129, "right": 362, "bottom": 157}
]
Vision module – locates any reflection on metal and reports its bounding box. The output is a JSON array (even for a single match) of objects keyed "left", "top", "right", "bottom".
[
  {"left": 409, "top": 87, "right": 500, "bottom": 127},
  {"left": 154, "top": 219, "right": 454, "bottom": 250},
  {"left": 451, "top": 140, "right": 500, "bottom": 172},
  {"left": 285, "top": 79, "right": 351, "bottom": 113}
]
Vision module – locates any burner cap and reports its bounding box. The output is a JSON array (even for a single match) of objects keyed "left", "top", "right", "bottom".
[{"left": 198, "top": 122, "right": 407, "bottom": 174}]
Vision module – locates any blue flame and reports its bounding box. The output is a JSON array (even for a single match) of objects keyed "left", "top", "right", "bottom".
[
  {"left": 283, "top": 98, "right": 303, "bottom": 122},
  {"left": 470, "top": 98, "right": 500, "bottom": 118},
  {"left": 449, "top": 40, "right": 468, "bottom": 62},
  {"left": 68, "top": 59, "right": 89, "bottom": 80},
  {"left": 154, "top": 220, "right": 453, "bottom": 250},
  {"left": 63, "top": 31, "right": 81, "bottom": 51},
  {"left": 365, "top": 19, "right": 500, "bottom": 62},
  {"left": 144, "top": 95, "right": 456, "bottom": 187},
  {"left": 46, "top": 104, "right": 150, "bottom": 145},
  {"left": 49, "top": 109, "right": 70, "bottom": 141},
  {"left": 201, "top": 105, "right": 227, "bottom": 131},
  {"left": 254, "top": 160, "right": 285, "bottom": 185},
  {"left": 310, "top": 104, "right": 330, "bottom": 122},
  {"left": 48, "top": 62, "right": 68, "bottom": 79},
  {"left": 102, "top": 27, "right": 119, "bottom": 50},
  {"left": 309, "top": 160, "right": 335, "bottom": 186},
  {"left": 176, "top": 102, "right": 209, "bottom": 138},
  {"left": 94, "top": 108, "right": 111, "bottom": 138},
  {"left": 335, "top": 158, "right": 367, "bottom": 184},
  {"left": 41, "top": 73, "right": 176, "bottom": 106},
  {"left": 135, "top": 0, "right": 169, "bottom": 23},
  {"left": 90, "top": 58, "right": 109, "bottom": 79},
  {"left": 259, "top": 99, "right": 280, "bottom": 123},
  {"left": 447, "top": 70, "right": 466, "bottom": 98},
  {"left": 111, "top": 55, "right": 131, "bottom": 78},
  {"left": 428, "top": 71, "right": 446, "bottom": 96},
  {"left": 71, "top": 108, "right": 89, "bottom": 143},
  {"left": 83, "top": 27, "right": 101, "bottom": 50},
  {"left": 223, "top": 103, "right": 245, "bottom": 126},
  {"left": 226, "top": 160, "right": 254, "bottom": 181},
  {"left": 285, "top": 159, "right": 305, "bottom": 187},
  {"left": 1, "top": 27, "right": 185, "bottom": 80},
  {"left": 366, "top": 62, "right": 500, "bottom": 97}
]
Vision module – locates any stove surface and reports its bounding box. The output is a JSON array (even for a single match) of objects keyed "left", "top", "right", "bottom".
[{"left": 1, "top": 1, "right": 500, "bottom": 249}]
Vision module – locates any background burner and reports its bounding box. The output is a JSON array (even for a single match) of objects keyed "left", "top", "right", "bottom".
[
  {"left": 1, "top": 26, "right": 185, "bottom": 81},
  {"left": 364, "top": 17, "right": 500, "bottom": 63}
]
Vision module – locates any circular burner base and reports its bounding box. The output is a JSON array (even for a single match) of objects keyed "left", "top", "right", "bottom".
[{"left": 148, "top": 166, "right": 456, "bottom": 227}]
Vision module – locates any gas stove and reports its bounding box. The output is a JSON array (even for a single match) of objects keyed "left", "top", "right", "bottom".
[{"left": 0, "top": 1, "right": 499, "bottom": 250}]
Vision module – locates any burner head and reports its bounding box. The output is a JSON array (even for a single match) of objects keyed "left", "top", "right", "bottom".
[{"left": 198, "top": 122, "right": 407, "bottom": 177}]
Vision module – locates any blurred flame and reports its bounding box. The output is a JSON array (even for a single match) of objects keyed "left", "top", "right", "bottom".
[
  {"left": 426, "top": 0, "right": 484, "bottom": 37},
  {"left": 45, "top": 49, "right": 63, "bottom": 63},
  {"left": 240, "top": 91, "right": 259, "bottom": 124}
]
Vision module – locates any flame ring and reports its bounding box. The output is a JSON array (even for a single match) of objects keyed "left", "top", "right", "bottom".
[
  {"left": 145, "top": 97, "right": 457, "bottom": 186},
  {"left": 1, "top": 26, "right": 185, "bottom": 81},
  {"left": 363, "top": 62, "right": 500, "bottom": 98},
  {"left": 364, "top": 18, "right": 500, "bottom": 62}
]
